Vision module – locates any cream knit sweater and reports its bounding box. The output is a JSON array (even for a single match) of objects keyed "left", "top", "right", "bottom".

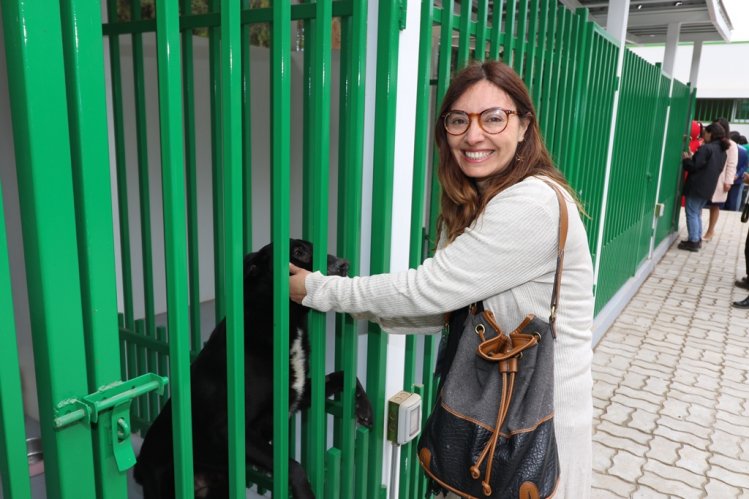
[{"left": 303, "top": 176, "right": 594, "bottom": 499}]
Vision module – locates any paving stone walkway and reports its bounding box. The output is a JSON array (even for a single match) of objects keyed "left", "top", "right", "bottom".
[{"left": 592, "top": 209, "right": 749, "bottom": 498}]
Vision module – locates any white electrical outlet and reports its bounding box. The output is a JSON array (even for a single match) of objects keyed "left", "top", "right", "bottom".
[{"left": 386, "top": 391, "right": 422, "bottom": 445}]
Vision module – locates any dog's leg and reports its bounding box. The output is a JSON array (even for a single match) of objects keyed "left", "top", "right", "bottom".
[
  {"left": 296, "top": 372, "right": 373, "bottom": 428},
  {"left": 246, "top": 431, "right": 315, "bottom": 499}
]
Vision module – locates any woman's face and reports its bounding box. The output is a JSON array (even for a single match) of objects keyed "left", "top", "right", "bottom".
[
  {"left": 446, "top": 80, "right": 530, "bottom": 180},
  {"left": 704, "top": 130, "right": 712, "bottom": 143}
]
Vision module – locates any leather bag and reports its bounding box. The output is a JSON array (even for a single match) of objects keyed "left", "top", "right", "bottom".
[{"left": 417, "top": 182, "right": 568, "bottom": 499}]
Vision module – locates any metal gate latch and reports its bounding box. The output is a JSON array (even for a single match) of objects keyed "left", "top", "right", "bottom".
[{"left": 53, "top": 373, "right": 168, "bottom": 471}]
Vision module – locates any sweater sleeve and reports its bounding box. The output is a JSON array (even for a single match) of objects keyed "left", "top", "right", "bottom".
[{"left": 302, "top": 178, "right": 560, "bottom": 326}]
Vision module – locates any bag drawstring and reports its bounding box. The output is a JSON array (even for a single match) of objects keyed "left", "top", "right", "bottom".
[
  {"left": 469, "top": 360, "right": 518, "bottom": 496},
  {"left": 470, "top": 315, "right": 539, "bottom": 497}
]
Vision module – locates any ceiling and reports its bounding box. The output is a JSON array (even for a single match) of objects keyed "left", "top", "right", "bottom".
[{"left": 563, "top": 0, "right": 733, "bottom": 44}]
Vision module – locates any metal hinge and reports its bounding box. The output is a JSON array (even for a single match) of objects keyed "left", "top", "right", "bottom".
[{"left": 54, "top": 373, "right": 168, "bottom": 471}]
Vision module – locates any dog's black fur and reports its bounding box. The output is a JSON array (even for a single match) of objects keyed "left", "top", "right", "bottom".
[{"left": 134, "top": 239, "right": 373, "bottom": 499}]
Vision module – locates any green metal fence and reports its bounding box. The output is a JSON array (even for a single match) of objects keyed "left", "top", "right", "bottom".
[{"left": 0, "top": 0, "right": 694, "bottom": 498}]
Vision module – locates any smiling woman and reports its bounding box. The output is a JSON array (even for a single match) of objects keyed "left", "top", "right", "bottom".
[{"left": 289, "top": 60, "right": 596, "bottom": 499}]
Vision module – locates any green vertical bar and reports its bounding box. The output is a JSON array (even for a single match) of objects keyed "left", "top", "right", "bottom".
[
  {"left": 221, "top": 0, "right": 245, "bottom": 496},
  {"left": 324, "top": 448, "right": 342, "bottom": 499},
  {"left": 513, "top": 0, "right": 527, "bottom": 76},
  {"left": 135, "top": 320, "right": 147, "bottom": 419},
  {"left": 0, "top": 182, "right": 31, "bottom": 499},
  {"left": 489, "top": 0, "right": 505, "bottom": 60},
  {"left": 304, "top": 0, "right": 332, "bottom": 495},
  {"left": 530, "top": 0, "right": 548, "bottom": 106},
  {"left": 210, "top": 0, "right": 225, "bottom": 324},
  {"left": 563, "top": 8, "right": 591, "bottom": 176},
  {"left": 429, "top": 0, "right": 454, "bottom": 243},
  {"left": 354, "top": 427, "right": 370, "bottom": 499},
  {"left": 524, "top": 0, "right": 539, "bottom": 93},
  {"left": 153, "top": 0, "right": 194, "bottom": 496},
  {"left": 476, "top": 0, "right": 489, "bottom": 61},
  {"left": 554, "top": 7, "right": 575, "bottom": 166},
  {"left": 59, "top": 0, "right": 128, "bottom": 495},
  {"left": 157, "top": 325, "right": 169, "bottom": 405},
  {"left": 335, "top": 0, "right": 367, "bottom": 495},
  {"left": 105, "top": 0, "right": 134, "bottom": 331},
  {"left": 411, "top": 384, "right": 427, "bottom": 499},
  {"left": 539, "top": 0, "right": 557, "bottom": 139},
  {"left": 368, "top": 0, "right": 401, "bottom": 495},
  {"left": 272, "top": 0, "right": 291, "bottom": 496},
  {"left": 181, "top": 0, "right": 203, "bottom": 355},
  {"left": 545, "top": 5, "right": 566, "bottom": 155},
  {"left": 1, "top": 0, "right": 97, "bottom": 496},
  {"left": 241, "top": 0, "right": 253, "bottom": 253},
  {"left": 300, "top": 0, "right": 314, "bottom": 469},
  {"left": 456, "top": 0, "right": 471, "bottom": 69},
  {"left": 131, "top": 0, "right": 157, "bottom": 341},
  {"left": 474, "top": 0, "right": 489, "bottom": 61},
  {"left": 503, "top": 0, "right": 516, "bottom": 65}
]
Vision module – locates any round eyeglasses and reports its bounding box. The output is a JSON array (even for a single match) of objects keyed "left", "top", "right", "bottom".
[{"left": 442, "top": 107, "right": 519, "bottom": 135}]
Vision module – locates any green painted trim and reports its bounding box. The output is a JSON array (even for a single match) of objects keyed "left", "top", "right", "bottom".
[{"left": 271, "top": 0, "right": 292, "bottom": 496}]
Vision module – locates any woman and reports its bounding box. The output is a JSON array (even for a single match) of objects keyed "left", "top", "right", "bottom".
[
  {"left": 702, "top": 117, "right": 738, "bottom": 241},
  {"left": 290, "top": 61, "right": 594, "bottom": 498},
  {"left": 679, "top": 122, "right": 729, "bottom": 252}
]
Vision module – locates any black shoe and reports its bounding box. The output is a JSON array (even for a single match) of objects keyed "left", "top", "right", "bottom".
[
  {"left": 678, "top": 241, "right": 700, "bottom": 252},
  {"left": 732, "top": 296, "right": 749, "bottom": 309},
  {"left": 736, "top": 277, "right": 749, "bottom": 290}
]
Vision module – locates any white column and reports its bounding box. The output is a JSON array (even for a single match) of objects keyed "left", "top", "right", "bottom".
[
  {"left": 663, "top": 22, "right": 682, "bottom": 78},
  {"left": 689, "top": 41, "right": 703, "bottom": 87},
  {"left": 605, "top": 0, "right": 630, "bottom": 40},
  {"left": 592, "top": 0, "right": 629, "bottom": 295}
]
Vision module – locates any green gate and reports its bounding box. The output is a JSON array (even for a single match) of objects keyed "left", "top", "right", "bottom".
[{"left": 1, "top": 1, "right": 694, "bottom": 498}]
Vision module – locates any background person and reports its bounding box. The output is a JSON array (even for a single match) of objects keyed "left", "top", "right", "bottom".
[
  {"left": 724, "top": 132, "right": 748, "bottom": 212},
  {"left": 702, "top": 117, "right": 738, "bottom": 240},
  {"left": 679, "top": 123, "right": 729, "bottom": 252},
  {"left": 290, "top": 61, "right": 595, "bottom": 499}
]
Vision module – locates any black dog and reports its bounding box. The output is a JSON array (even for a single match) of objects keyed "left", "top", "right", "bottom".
[{"left": 134, "top": 239, "right": 373, "bottom": 498}]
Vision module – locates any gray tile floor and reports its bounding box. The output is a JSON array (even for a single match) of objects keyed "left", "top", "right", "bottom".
[{"left": 592, "top": 209, "right": 749, "bottom": 498}]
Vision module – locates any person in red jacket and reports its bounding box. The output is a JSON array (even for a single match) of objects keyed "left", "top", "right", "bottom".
[{"left": 689, "top": 120, "right": 703, "bottom": 154}]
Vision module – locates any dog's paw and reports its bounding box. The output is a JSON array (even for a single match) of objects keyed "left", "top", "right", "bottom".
[
  {"left": 289, "top": 460, "right": 316, "bottom": 499},
  {"left": 354, "top": 379, "right": 374, "bottom": 428}
]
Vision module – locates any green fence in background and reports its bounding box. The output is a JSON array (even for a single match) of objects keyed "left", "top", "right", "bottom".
[
  {"left": 0, "top": 0, "right": 693, "bottom": 498},
  {"left": 656, "top": 80, "right": 694, "bottom": 247}
]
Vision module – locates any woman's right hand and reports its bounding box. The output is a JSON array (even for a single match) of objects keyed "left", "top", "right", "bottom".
[{"left": 289, "top": 263, "right": 311, "bottom": 304}]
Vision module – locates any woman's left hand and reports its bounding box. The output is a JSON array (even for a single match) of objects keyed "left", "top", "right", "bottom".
[{"left": 289, "top": 263, "right": 311, "bottom": 304}]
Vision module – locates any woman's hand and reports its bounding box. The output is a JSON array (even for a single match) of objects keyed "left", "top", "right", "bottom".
[{"left": 289, "top": 263, "right": 311, "bottom": 304}]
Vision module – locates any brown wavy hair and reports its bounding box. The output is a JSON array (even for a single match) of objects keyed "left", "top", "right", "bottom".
[{"left": 435, "top": 60, "right": 576, "bottom": 244}]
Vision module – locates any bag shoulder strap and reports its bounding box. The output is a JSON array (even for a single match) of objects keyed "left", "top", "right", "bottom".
[{"left": 539, "top": 179, "right": 569, "bottom": 339}]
